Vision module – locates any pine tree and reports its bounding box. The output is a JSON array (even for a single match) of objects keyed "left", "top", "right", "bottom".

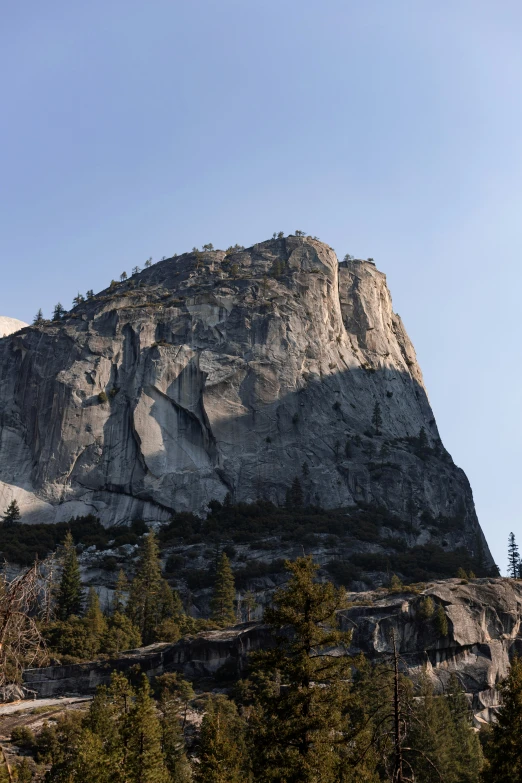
[
  {"left": 482, "top": 656, "right": 522, "bottom": 782},
  {"left": 2, "top": 499, "right": 21, "bottom": 527},
  {"left": 372, "top": 401, "right": 382, "bottom": 435},
  {"left": 84, "top": 587, "right": 107, "bottom": 655},
  {"left": 195, "top": 694, "right": 248, "bottom": 783},
  {"left": 56, "top": 531, "right": 83, "bottom": 620},
  {"left": 113, "top": 569, "right": 129, "bottom": 614},
  {"left": 418, "top": 426, "right": 429, "bottom": 449},
  {"left": 446, "top": 673, "right": 483, "bottom": 783},
  {"left": 126, "top": 532, "right": 183, "bottom": 644},
  {"left": 507, "top": 532, "right": 520, "bottom": 578},
  {"left": 102, "top": 611, "right": 142, "bottom": 656},
  {"left": 122, "top": 674, "right": 170, "bottom": 783},
  {"left": 245, "top": 557, "right": 353, "bottom": 783},
  {"left": 285, "top": 477, "right": 303, "bottom": 509},
  {"left": 156, "top": 673, "right": 193, "bottom": 782},
  {"left": 33, "top": 308, "right": 44, "bottom": 324},
  {"left": 210, "top": 552, "right": 236, "bottom": 626},
  {"left": 52, "top": 302, "right": 65, "bottom": 321}
]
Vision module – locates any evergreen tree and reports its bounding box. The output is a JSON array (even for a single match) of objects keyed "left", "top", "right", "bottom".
[
  {"left": 418, "top": 426, "right": 429, "bottom": 449},
  {"left": 52, "top": 302, "right": 65, "bottom": 321},
  {"left": 195, "top": 694, "right": 248, "bottom": 783},
  {"left": 56, "top": 531, "right": 83, "bottom": 620},
  {"left": 406, "top": 675, "right": 462, "bottom": 782},
  {"left": 245, "top": 557, "right": 354, "bottom": 783},
  {"left": 445, "top": 673, "right": 483, "bottom": 783},
  {"left": 113, "top": 569, "right": 129, "bottom": 614},
  {"left": 122, "top": 674, "right": 170, "bottom": 783},
  {"left": 126, "top": 532, "right": 183, "bottom": 644},
  {"left": 83, "top": 587, "right": 107, "bottom": 657},
  {"left": 156, "top": 673, "right": 193, "bottom": 782},
  {"left": 120, "top": 271, "right": 128, "bottom": 281},
  {"left": 210, "top": 552, "right": 236, "bottom": 626},
  {"left": 2, "top": 499, "right": 21, "bottom": 527},
  {"left": 507, "top": 532, "right": 520, "bottom": 578},
  {"left": 33, "top": 308, "right": 44, "bottom": 324},
  {"left": 72, "top": 292, "right": 85, "bottom": 306},
  {"left": 102, "top": 611, "right": 142, "bottom": 656},
  {"left": 285, "top": 476, "right": 303, "bottom": 509},
  {"left": 46, "top": 728, "right": 113, "bottom": 782},
  {"left": 372, "top": 401, "right": 382, "bottom": 435},
  {"left": 482, "top": 656, "right": 522, "bottom": 782},
  {"left": 86, "top": 289, "right": 94, "bottom": 299}
]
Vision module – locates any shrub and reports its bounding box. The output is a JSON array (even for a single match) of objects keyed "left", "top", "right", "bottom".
[
  {"left": 98, "top": 391, "right": 108, "bottom": 404},
  {"left": 435, "top": 604, "right": 449, "bottom": 637},
  {"left": 11, "top": 726, "right": 35, "bottom": 749},
  {"left": 417, "top": 595, "right": 435, "bottom": 620}
]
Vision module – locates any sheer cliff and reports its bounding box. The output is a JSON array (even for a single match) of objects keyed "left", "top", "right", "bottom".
[{"left": 0, "top": 236, "right": 493, "bottom": 567}]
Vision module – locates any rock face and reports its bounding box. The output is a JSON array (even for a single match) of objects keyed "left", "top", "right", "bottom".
[
  {"left": 23, "top": 579, "right": 522, "bottom": 726},
  {"left": 0, "top": 316, "right": 27, "bottom": 339},
  {"left": 343, "top": 578, "right": 522, "bottom": 722},
  {"left": 0, "top": 236, "right": 492, "bottom": 566},
  {"left": 23, "top": 625, "right": 271, "bottom": 698}
]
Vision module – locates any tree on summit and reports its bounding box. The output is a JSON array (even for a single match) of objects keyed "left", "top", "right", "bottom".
[{"left": 507, "top": 532, "right": 520, "bottom": 578}]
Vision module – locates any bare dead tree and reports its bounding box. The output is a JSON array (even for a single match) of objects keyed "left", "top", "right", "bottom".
[{"left": 0, "top": 558, "right": 54, "bottom": 693}]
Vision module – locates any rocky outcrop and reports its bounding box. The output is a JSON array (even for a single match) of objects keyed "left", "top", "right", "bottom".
[
  {"left": 0, "top": 236, "right": 492, "bottom": 566},
  {"left": 23, "top": 624, "right": 271, "bottom": 698},
  {"left": 0, "top": 317, "right": 27, "bottom": 339},
  {"left": 22, "top": 578, "right": 521, "bottom": 726},
  {"left": 342, "top": 577, "right": 522, "bottom": 722}
]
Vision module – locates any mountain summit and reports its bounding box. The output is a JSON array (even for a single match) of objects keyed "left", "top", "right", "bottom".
[
  {"left": 0, "top": 236, "right": 493, "bottom": 568},
  {"left": 0, "top": 316, "right": 28, "bottom": 338}
]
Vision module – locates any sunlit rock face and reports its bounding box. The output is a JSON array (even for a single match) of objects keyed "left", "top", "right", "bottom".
[
  {"left": 0, "top": 236, "right": 493, "bottom": 566},
  {"left": 343, "top": 577, "right": 522, "bottom": 723},
  {"left": 0, "top": 316, "right": 27, "bottom": 338}
]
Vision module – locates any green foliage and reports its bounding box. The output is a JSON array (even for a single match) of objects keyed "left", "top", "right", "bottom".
[
  {"left": 482, "top": 656, "right": 522, "bottom": 782},
  {"left": 98, "top": 390, "right": 108, "bottom": 403},
  {"left": 389, "top": 573, "right": 403, "bottom": 591},
  {"left": 0, "top": 514, "right": 146, "bottom": 567},
  {"left": 101, "top": 611, "right": 142, "bottom": 656},
  {"left": 507, "top": 532, "right": 520, "bottom": 579},
  {"left": 285, "top": 477, "right": 303, "bottom": 509},
  {"left": 56, "top": 531, "right": 83, "bottom": 620},
  {"left": 435, "top": 603, "right": 449, "bottom": 637},
  {"left": 52, "top": 302, "right": 65, "bottom": 321},
  {"left": 122, "top": 675, "right": 170, "bottom": 783},
  {"left": 211, "top": 552, "right": 236, "bottom": 626},
  {"left": 126, "top": 532, "right": 185, "bottom": 644},
  {"left": 195, "top": 694, "right": 249, "bottom": 783},
  {"left": 417, "top": 595, "right": 435, "bottom": 619},
  {"left": 244, "top": 557, "right": 353, "bottom": 783},
  {"left": 406, "top": 673, "right": 483, "bottom": 783},
  {"left": 372, "top": 401, "right": 382, "bottom": 435},
  {"left": 155, "top": 673, "right": 194, "bottom": 782},
  {"left": 2, "top": 499, "right": 21, "bottom": 527},
  {"left": 33, "top": 308, "right": 44, "bottom": 324}
]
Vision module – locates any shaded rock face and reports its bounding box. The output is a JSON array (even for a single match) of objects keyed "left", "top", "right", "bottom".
[
  {"left": 343, "top": 578, "right": 522, "bottom": 720},
  {"left": 23, "top": 624, "right": 272, "bottom": 698},
  {"left": 0, "top": 236, "right": 492, "bottom": 565}
]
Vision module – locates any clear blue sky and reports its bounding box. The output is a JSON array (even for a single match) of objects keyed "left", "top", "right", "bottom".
[{"left": 1, "top": 1, "right": 521, "bottom": 570}]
